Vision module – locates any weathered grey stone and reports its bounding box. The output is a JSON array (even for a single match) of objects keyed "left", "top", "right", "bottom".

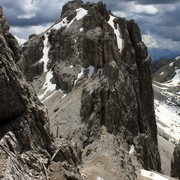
[
  {"left": 19, "top": 1, "right": 162, "bottom": 178},
  {"left": 0, "top": 9, "right": 53, "bottom": 179},
  {"left": 22, "top": 34, "right": 44, "bottom": 81},
  {"left": 171, "top": 142, "right": 180, "bottom": 178}
]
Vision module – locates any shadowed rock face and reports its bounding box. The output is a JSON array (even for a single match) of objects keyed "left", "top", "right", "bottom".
[
  {"left": 0, "top": 5, "right": 51, "bottom": 148},
  {"left": 0, "top": 6, "right": 51, "bottom": 179},
  {"left": 22, "top": 34, "right": 44, "bottom": 81},
  {"left": 0, "top": 6, "right": 86, "bottom": 180},
  {"left": 20, "top": 1, "right": 161, "bottom": 178}
]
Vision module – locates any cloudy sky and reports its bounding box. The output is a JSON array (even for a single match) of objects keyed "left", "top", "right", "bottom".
[{"left": 0, "top": 0, "right": 180, "bottom": 55}]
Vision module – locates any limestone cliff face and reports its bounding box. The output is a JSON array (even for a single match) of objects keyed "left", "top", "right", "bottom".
[
  {"left": 0, "top": 6, "right": 86, "bottom": 180},
  {"left": 0, "top": 6, "right": 53, "bottom": 179},
  {"left": 22, "top": 0, "right": 161, "bottom": 179},
  {"left": 22, "top": 34, "right": 44, "bottom": 81}
]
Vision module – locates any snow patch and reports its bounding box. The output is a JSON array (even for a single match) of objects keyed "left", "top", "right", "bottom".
[
  {"left": 153, "top": 83, "right": 168, "bottom": 90},
  {"left": 70, "top": 65, "right": 73, "bottom": 68},
  {"left": 167, "top": 69, "right": 180, "bottom": 86},
  {"left": 68, "top": 8, "right": 87, "bottom": 28},
  {"left": 160, "top": 72, "right": 164, "bottom": 75},
  {"left": 175, "top": 56, "right": 180, "bottom": 60},
  {"left": 129, "top": 145, "right": 135, "bottom": 155},
  {"left": 42, "top": 91, "right": 57, "bottom": 102},
  {"left": 39, "top": 34, "right": 50, "bottom": 72},
  {"left": 62, "top": 94, "right": 67, "bottom": 99},
  {"left": 96, "top": 177, "right": 104, "bottom": 180},
  {"left": 52, "top": 17, "right": 68, "bottom": 30},
  {"left": 140, "top": 169, "right": 169, "bottom": 180},
  {"left": 80, "top": 27, "right": 84, "bottom": 32},
  {"left": 87, "top": 66, "right": 94, "bottom": 78},
  {"left": 157, "top": 69, "right": 180, "bottom": 87},
  {"left": 108, "top": 15, "right": 124, "bottom": 52},
  {"left": 155, "top": 99, "right": 180, "bottom": 142},
  {"left": 76, "top": 8, "right": 88, "bottom": 20},
  {"left": 74, "top": 68, "right": 84, "bottom": 85},
  {"left": 38, "top": 70, "right": 56, "bottom": 100},
  {"left": 38, "top": 34, "right": 57, "bottom": 100},
  {"left": 51, "top": 8, "right": 87, "bottom": 31},
  {"left": 169, "top": 62, "right": 174, "bottom": 67}
]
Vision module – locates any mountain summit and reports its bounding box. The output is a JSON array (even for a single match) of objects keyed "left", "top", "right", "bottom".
[{"left": 21, "top": 0, "right": 162, "bottom": 177}]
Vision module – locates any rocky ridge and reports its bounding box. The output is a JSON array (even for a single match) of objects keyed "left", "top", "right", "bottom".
[{"left": 21, "top": 0, "right": 163, "bottom": 179}]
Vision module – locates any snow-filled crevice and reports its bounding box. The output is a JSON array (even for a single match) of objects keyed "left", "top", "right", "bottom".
[
  {"left": 38, "top": 34, "right": 56, "bottom": 100},
  {"left": 108, "top": 15, "right": 124, "bottom": 52},
  {"left": 67, "top": 8, "right": 87, "bottom": 28},
  {"left": 74, "top": 68, "right": 84, "bottom": 85}
]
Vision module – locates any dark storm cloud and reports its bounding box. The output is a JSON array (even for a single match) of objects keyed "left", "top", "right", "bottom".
[
  {"left": 0, "top": 0, "right": 179, "bottom": 50},
  {"left": 134, "top": 4, "right": 180, "bottom": 41},
  {"left": 0, "top": 0, "right": 60, "bottom": 26},
  {"left": 130, "top": 0, "right": 180, "bottom": 4}
]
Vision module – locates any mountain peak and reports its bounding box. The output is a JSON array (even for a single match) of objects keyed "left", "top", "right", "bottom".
[{"left": 20, "top": 1, "right": 162, "bottom": 177}]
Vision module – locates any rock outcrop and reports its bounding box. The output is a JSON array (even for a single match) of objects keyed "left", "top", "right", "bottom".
[
  {"left": 22, "top": 34, "right": 44, "bottom": 81},
  {"left": 171, "top": 142, "right": 180, "bottom": 178},
  {"left": 20, "top": 0, "right": 162, "bottom": 179},
  {"left": 0, "top": 6, "right": 52, "bottom": 179},
  {"left": 0, "top": 6, "right": 84, "bottom": 180}
]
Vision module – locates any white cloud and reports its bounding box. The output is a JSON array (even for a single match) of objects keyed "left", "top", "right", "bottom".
[
  {"left": 2, "top": 0, "right": 179, "bottom": 53},
  {"left": 142, "top": 34, "right": 159, "bottom": 48},
  {"left": 133, "top": 4, "right": 159, "bottom": 14},
  {"left": 112, "top": 2, "right": 159, "bottom": 19},
  {"left": 143, "top": 34, "right": 180, "bottom": 50},
  {"left": 18, "top": 13, "right": 36, "bottom": 19},
  {"left": 14, "top": 35, "right": 26, "bottom": 45},
  {"left": 10, "top": 24, "right": 50, "bottom": 40}
]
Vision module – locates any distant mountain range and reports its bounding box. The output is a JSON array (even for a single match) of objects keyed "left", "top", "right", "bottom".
[
  {"left": 149, "top": 48, "right": 180, "bottom": 61},
  {"left": 152, "top": 57, "right": 180, "bottom": 176}
]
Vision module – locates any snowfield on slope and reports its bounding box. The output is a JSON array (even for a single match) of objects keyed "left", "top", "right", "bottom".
[
  {"left": 141, "top": 169, "right": 169, "bottom": 180},
  {"left": 153, "top": 57, "right": 180, "bottom": 143},
  {"left": 153, "top": 66, "right": 180, "bottom": 143},
  {"left": 38, "top": 34, "right": 56, "bottom": 100},
  {"left": 154, "top": 98, "right": 180, "bottom": 142}
]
